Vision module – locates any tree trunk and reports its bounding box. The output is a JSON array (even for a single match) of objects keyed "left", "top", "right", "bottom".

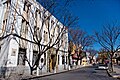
[
  {"left": 80, "top": 59, "right": 82, "bottom": 65},
  {"left": 68, "top": 53, "right": 71, "bottom": 66},
  {"left": 110, "top": 55, "right": 113, "bottom": 72},
  {"left": 76, "top": 59, "right": 79, "bottom": 65},
  {"left": 30, "top": 67, "right": 33, "bottom": 75}
]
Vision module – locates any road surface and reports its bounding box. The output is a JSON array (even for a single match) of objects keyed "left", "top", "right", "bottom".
[{"left": 30, "top": 66, "right": 119, "bottom": 80}]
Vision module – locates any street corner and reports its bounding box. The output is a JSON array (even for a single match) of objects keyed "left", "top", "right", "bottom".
[{"left": 107, "top": 71, "right": 120, "bottom": 79}]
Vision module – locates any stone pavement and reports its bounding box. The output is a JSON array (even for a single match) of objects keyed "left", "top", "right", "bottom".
[{"left": 107, "top": 65, "right": 120, "bottom": 79}]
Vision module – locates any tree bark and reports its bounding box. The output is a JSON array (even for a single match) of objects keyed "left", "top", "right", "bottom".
[
  {"left": 30, "top": 67, "right": 33, "bottom": 75},
  {"left": 110, "top": 55, "right": 113, "bottom": 72}
]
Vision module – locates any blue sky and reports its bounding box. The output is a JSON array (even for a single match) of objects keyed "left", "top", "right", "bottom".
[
  {"left": 68, "top": 0, "right": 120, "bottom": 50},
  {"left": 38, "top": 0, "right": 120, "bottom": 50}
]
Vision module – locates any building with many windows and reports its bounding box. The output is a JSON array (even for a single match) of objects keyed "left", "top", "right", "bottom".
[{"left": 0, "top": 0, "right": 68, "bottom": 76}]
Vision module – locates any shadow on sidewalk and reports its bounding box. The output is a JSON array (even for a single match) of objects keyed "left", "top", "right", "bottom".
[{"left": 107, "top": 65, "right": 120, "bottom": 79}]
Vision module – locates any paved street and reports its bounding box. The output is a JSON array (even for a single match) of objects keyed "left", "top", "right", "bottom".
[{"left": 30, "top": 66, "right": 119, "bottom": 80}]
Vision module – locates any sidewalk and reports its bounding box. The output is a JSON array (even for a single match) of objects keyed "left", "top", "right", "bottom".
[
  {"left": 22, "top": 65, "right": 91, "bottom": 80},
  {"left": 107, "top": 65, "right": 120, "bottom": 79},
  {"left": 0, "top": 64, "right": 92, "bottom": 80}
]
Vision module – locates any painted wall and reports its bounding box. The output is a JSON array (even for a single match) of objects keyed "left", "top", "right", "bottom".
[{"left": 0, "top": 0, "right": 68, "bottom": 76}]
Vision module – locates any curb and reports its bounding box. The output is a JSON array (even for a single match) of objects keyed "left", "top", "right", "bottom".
[
  {"left": 107, "top": 70, "right": 120, "bottom": 79},
  {"left": 107, "top": 70, "right": 112, "bottom": 77},
  {"left": 22, "top": 67, "right": 83, "bottom": 80}
]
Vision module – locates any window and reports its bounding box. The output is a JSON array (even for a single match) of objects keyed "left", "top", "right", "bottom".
[
  {"left": 34, "top": 26, "right": 40, "bottom": 40},
  {"left": 56, "top": 25, "right": 60, "bottom": 33},
  {"left": 44, "top": 31, "right": 48, "bottom": 42},
  {"left": 0, "top": 46, "right": 1, "bottom": 54},
  {"left": 44, "top": 53, "right": 46, "bottom": 64},
  {"left": 45, "top": 19, "right": 49, "bottom": 27},
  {"left": 21, "top": 19, "right": 26, "bottom": 32},
  {"left": 41, "top": 58, "right": 44, "bottom": 63},
  {"left": 23, "top": 1, "right": 28, "bottom": 12},
  {"left": 17, "top": 48, "right": 26, "bottom": 65},
  {"left": 34, "top": 26, "right": 37, "bottom": 36},
  {"left": 21, "top": 19, "right": 28, "bottom": 35},
  {"left": 51, "top": 20, "right": 54, "bottom": 27},
  {"left": 23, "top": 1, "right": 26, "bottom": 11},
  {"left": 1, "top": 19, "right": 7, "bottom": 31},
  {"left": 44, "top": 14, "right": 47, "bottom": 19},
  {"left": 32, "top": 51, "right": 38, "bottom": 65},
  {"left": 50, "top": 34, "right": 54, "bottom": 43},
  {"left": 66, "top": 56, "right": 67, "bottom": 64},
  {"left": 58, "top": 55, "right": 59, "bottom": 65},
  {"left": 35, "top": 10, "right": 38, "bottom": 18},
  {"left": 61, "top": 39, "right": 64, "bottom": 47},
  {"left": 62, "top": 56, "right": 64, "bottom": 64}
]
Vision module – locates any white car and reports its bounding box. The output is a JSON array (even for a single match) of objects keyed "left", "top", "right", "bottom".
[{"left": 98, "top": 64, "right": 108, "bottom": 70}]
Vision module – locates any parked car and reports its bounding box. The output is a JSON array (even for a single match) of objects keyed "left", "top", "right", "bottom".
[{"left": 98, "top": 63, "right": 108, "bottom": 70}]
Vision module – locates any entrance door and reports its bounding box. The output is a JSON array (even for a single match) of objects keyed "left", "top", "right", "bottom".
[
  {"left": 49, "top": 55, "right": 57, "bottom": 72},
  {"left": 17, "top": 48, "right": 26, "bottom": 65}
]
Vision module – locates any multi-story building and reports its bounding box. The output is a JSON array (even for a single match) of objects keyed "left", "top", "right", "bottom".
[{"left": 0, "top": 0, "right": 68, "bottom": 76}]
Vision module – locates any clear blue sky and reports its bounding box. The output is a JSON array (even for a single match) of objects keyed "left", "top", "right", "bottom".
[
  {"left": 39, "top": 0, "right": 120, "bottom": 50},
  {"left": 69, "top": 0, "right": 120, "bottom": 50}
]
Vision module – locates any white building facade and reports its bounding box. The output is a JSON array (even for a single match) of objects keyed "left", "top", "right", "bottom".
[{"left": 0, "top": 0, "right": 69, "bottom": 76}]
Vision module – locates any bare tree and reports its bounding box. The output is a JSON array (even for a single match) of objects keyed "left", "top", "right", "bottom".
[
  {"left": 95, "top": 22, "right": 120, "bottom": 71},
  {"left": 97, "top": 48, "right": 109, "bottom": 64},
  {"left": 86, "top": 48, "right": 98, "bottom": 64},
  {"left": 68, "top": 41, "right": 75, "bottom": 68},
  {"left": 69, "top": 28, "right": 94, "bottom": 65}
]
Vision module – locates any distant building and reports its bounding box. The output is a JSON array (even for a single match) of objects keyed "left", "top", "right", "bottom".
[
  {"left": 114, "top": 50, "right": 120, "bottom": 64},
  {"left": 0, "top": 0, "right": 68, "bottom": 76}
]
